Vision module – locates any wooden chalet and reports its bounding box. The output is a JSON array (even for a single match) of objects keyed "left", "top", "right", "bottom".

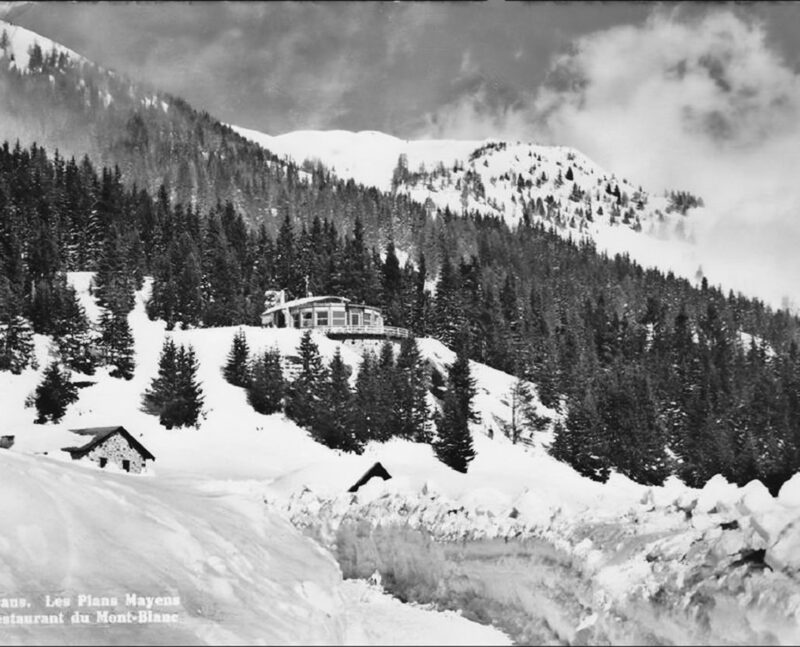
[{"left": 261, "top": 289, "right": 409, "bottom": 342}]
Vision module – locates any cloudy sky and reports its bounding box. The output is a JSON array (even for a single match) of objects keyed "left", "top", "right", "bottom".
[{"left": 5, "top": 1, "right": 800, "bottom": 307}]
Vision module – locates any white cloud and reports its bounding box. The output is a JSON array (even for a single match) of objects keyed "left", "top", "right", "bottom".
[
  {"left": 424, "top": 8, "right": 800, "bottom": 309},
  {"left": 417, "top": 85, "right": 531, "bottom": 141},
  {"left": 531, "top": 8, "right": 800, "bottom": 309}
]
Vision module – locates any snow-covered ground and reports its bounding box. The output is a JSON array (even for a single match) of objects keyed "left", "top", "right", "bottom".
[
  {"left": 2, "top": 273, "right": 800, "bottom": 644},
  {"left": 230, "top": 126, "right": 488, "bottom": 194},
  {"left": 0, "top": 274, "right": 513, "bottom": 645}
]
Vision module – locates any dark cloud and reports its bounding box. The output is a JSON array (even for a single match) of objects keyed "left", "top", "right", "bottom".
[
  {"left": 9, "top": 1, "right": 658, "bottom": 136},
  {"left": 7, "top": 2, "right": 800, "bottom": 139}
]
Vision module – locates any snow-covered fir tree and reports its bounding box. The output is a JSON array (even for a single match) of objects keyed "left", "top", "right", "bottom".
[
  {"left": 34, "top": 361, "right": 78, "bottom": 424},
  {"left": 223, "top": 328, "right": 250, "bottom": 388},
  {"left": 247, "top": 347, "right": 285, "bottom": 415}
]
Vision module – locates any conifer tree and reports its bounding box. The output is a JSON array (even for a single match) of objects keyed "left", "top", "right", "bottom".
[
  {"left": 27, "top": 42, "right": 44, "bottom": 72},
  {"left": 375, "top": 340, "right": 400, "bottom": 440},
  {"left": 161, "top": 344, "right": 204, "bottom": 429},
  {"left": 411, "top": 251, "right": 431, "bottom": 336},
  {"left": 353, "top": 351, "right": 380, "bottom": 444},
  {"left": 99, "top": 309, "right": 135, "bottom": 379},
  {"left": 433, "top": 343, "right": 477, "bottom": 472},
  {"left": 142, "top": 338, "right": 178, "bottom": 416},
  {"left": 432, "top": 255, "right": 465, "bottom": 348},
  {"left": 550, "top": 386, "right": 609, "bottom": 481},
  {"left": 285, "top": 331, "right": 328, "bottom": 431},
  {"left": 175, "top": 235, "right": 204, "bottom": 327},
  {"left": 596, "top": 363, "right": 668, "bottom": 485},
  {"left": 52, "top": 295, "right": 96, "bottom": 376},
  {"left": 94, "top": 223, "right": 136, "bottom": 315},
  {"left": 0, "top": 276, "right": 35, "bottom": 373},
  {"left": 449, "top": 338, "right": 480, "bottom": 425},
  {"left": 434, "top": 389, "right": 475, "bottom": 473},
  {"left": 275, "top": 213, "right": 302, "bottom": 298},
  {"left": 501, "top": 378, "right": 540, "bottom": 444},
  {"left": 0, "top": 315, "right": 35, "bottom": 374},
  {"left": 223, "top": 328, "right": 250, "bottom": 387},
  {"left": 381, "top": 240, "right": 403, "bottom": 324},
  {"left": 315, "top": 348, "right": 360, "bottom": 452},
  {"left": 34, "top": 361, "right": 78, "bottom": 424},
  {"left": 395, "top": 337, "right": 431, "bottom": 442},
  {"left": 202, "top": 213, "right": 244, "bottom": 326},
  {"left": 247, "top": 347, "right": 285, "bottom": 415}
]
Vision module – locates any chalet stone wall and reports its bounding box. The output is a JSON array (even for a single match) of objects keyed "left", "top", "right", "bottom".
[{"left": 84, "top": 433, "right": 148, "bottom": 474}]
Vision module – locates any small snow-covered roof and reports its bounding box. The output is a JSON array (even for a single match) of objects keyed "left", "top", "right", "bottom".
[
  {"left": 69, "top": 426, "right": 125, "bottom": 436},
  {"left": 262, "top": 295, "right": 351, "bottom": 316}
]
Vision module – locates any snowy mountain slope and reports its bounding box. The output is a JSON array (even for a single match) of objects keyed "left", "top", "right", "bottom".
[
  {"left": 0, "top": 274, "right": 513, "bottom": 645},
  {"left": 240, "top": 125, "right": 800, "bottom": 312},
  {"left": 230, "top": 126, "right": 487, "bottom": 193},
  {"left": 4, "top": 273, "right": 554, "bottom": 481},
  {"left": 231, "top": 126, "right": 726, "bottom": 298},
  {"left": 0, "top": 18, "right": 88, "bottom": 70},
  {"left": 231, "top": 126, "right": 701, "bottom": 241},
  {"left": 3, "top": 274, "right": 800, "bottom": 644},
  {"left": 0, "top": 18, "right": 169, "bottom": 115}
]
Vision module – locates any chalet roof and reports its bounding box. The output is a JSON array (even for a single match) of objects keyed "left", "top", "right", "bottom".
[
  {"left": 348, "top": 461, "right": 392, "bottom": 493},
  {"left": 262, "top": 295, "right": 351, "bottom": 316},
  {"left": 262, "top": 295, "right": 386, "bottom": 318},
  {"left": 62, "top": 426, "right": 155, "bottom": 461}
]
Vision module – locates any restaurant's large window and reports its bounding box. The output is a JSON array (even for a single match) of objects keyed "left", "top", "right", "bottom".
[
  {"left": 302, "top": 311, "right": 313, "bottom": 327},
  {"left": 316, "top": 310, "right": 329, "bottom": 326},
  {"left": 332, "top": 309, "right": 346, "bottom": 326}
]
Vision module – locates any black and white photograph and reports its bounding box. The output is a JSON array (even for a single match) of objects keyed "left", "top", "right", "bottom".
[{"left": 1, "top": 0, "right": 800, "bottom": 644}]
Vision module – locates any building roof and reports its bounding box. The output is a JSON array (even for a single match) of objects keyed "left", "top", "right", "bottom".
[
  {"left": 348, "top": 461, "right": 392, "bottom": 493},
  {"left": 69, "top": 426, "right": 126, "bottom": 436},
  {"left": 262, "top": 295, "right": 387, "bottom": 319},
  {"left": 62, "top": 426, "right": 155, "bottom": 461},
  {"left": 262, "top": 295, "right": 351, "bottom": 317}
]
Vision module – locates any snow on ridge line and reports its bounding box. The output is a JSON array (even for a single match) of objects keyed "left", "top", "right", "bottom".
[
  {"left": 231, "top": 124, "right": 492, "bottom": 191},
  {"left": 0, "top": 18, "right": 89, "bottom": 70}
]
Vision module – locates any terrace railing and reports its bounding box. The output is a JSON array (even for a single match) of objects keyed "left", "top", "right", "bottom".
[{"left": 312, "top": 324, "right": 411, "bottom": 339}]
